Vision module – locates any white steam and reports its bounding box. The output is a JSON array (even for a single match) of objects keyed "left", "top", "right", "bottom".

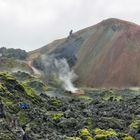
[
  {"left": 54, "top": 58, "right": 78, "bottom": 92},
  {"left": 42, "top": 55, "right": 78, "bottom": 92}
]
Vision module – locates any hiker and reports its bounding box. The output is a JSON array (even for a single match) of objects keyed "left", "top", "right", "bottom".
[
  {"left": 20, "top": 103, "right": 29, "bottom": 109},
  {"left": 67, "top": 29, "right": 73, "bottom": 39},
  {"left": 69, "top": 30, "right": 73, "bottom": 37}
]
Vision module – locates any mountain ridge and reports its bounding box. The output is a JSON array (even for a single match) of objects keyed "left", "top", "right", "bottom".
[
  {"left": 1, "top": 18, "right": 140, "bottom": 88},
  {"left": 29, "top": 18, "right": 140, "bottom": 88}
]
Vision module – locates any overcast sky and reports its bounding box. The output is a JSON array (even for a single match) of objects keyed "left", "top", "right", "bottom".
[{"left": 0, "top": 0, "right": 140, "bottom": 51}]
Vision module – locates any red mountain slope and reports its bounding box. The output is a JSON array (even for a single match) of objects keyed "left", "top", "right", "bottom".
[{"left": 30, "top": 18, "right": 140, "bottom": 88}]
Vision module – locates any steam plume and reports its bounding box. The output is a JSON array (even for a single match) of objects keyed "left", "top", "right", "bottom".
[
  {"left": 42, "top": 55, "right": 78, "bottom": 92},
  {"left": 54, "top": 58, "right": 78, "bottom": 92}
]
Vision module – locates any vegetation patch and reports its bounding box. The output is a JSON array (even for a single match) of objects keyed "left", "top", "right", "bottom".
[
  {"left": 25, "top": 80, "right": 48, "bottom": 93},
  {"left": 49, "top": 99, "right": 62, "bottom": 107},
  {"left": 123, "top": 135, "right": 134, "bottom": 140},
  {"left": 129, "top": 119, "right": 140, "bottom": 129},
  {"left": 80, "top": 128, "right": 94, "bottom": 140},
  {"left": 18, "top": 111, "right": 30, "bottom": 126},
  {"left": 94, "top": 128, "right": 117, "bottom": 139},
  {"left": 79, "top": 96, "right": 92, "bottom": 101},
  {"left": 50, "top": 112, "right": 64, "bottom": 121}
]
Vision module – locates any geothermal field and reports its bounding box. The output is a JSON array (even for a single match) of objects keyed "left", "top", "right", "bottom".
[{"left": 1, "top": 5, "right": 140, "bottom": 139}]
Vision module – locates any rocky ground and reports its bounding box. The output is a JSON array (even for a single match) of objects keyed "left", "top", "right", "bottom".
[{"left": 0, "top": 72, "right": 140, "bottom": 140}]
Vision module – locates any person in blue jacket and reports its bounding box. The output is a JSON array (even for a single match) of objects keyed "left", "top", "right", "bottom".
[{"left": 20, "top": 103, "right": 29, "bottom": 109}]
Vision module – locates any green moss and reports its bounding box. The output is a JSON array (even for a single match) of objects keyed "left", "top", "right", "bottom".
[
  {"left": 123, "top": 136, "right": 134, "bottom": 140},
  {"left": 0, "top": 72, "right": 16, "bottom": 81},
  {"left": 0, "top": 131, "right": 13, "bottom": 140},
  {"left": 12, "top": 71, "right": 34, "bottom": 81},
  {"left": 0, "top": 86, "right": 11, "bottom": 97},
  {"left": 86, "top": 136, "right": 94, "bottom": 140},
  {"left": 2, "top": 98, "right": 18, "bottom": 112},
  {"left": 118, "top": 132, "right": 135, "bottom": 140},
  {"left": 80, "top": 128, "right": 91, "bottom": 136},
  {"left": 43, "top": 84, "right": 48, "bottom": 91},
  {"left": 26, "top": 120, "right": 43, "bottom": 131},
  {"left": 22, "top": 83, "right": 35, "bottom": 98},
  {"left": 0, "top": 73, "right": 20, "bottom": 96},
  {"left": 50, "top": 112, "right": 64, "bottom": 121},
  {"left": 94, "top": 128, "right": 117, "bottom": 139},
  {"left": 18, "top": 111, "right": 29, "bottom": 126},
  {"left": 84, "top": 118, "right": 94, "bottom": 130},
  {"left": 22, "top": 82, "right": 41, "bottom": 104},
  {"left": 0, "top": 83, "right": 13, "bottom": 97},
  {"left": 129, "top": 120, "right": 140, "bottom": 129},
  {"left": 23, "top": 80, "right": 48, "bottom": 93},
  {"left": 0, "top": 84, "right": 5, "bottom": 92},
  {"left": 49, "top": 99, "right": 62, "bottom": 107},
  {"left": 5, "top": 100, "right": 13, "bottom": 106},
  {"left": 2, "top": 97, "right": 12, "bottom": 106},
  {"left": 6, "top": 75, "right": 16, "bottom": 81},
  {"left": 79, "top": 96, "right": 92, "bottom": 101},
  {"left": 80, "top": 128, "right": 94, "bottom": 140}
]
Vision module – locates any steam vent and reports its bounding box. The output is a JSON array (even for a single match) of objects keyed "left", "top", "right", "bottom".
[{"left": 67, "top": 89, "right": 85, "bottom": 95}]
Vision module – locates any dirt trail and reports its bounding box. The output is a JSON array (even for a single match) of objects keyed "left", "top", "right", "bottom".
[{"left": 27, "top": 61, "right": 41, "bottom": 75}]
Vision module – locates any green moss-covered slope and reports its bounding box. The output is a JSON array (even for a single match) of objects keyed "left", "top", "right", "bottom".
[{"left": 0, "top": 72, "right": 140, "bottom": 140}]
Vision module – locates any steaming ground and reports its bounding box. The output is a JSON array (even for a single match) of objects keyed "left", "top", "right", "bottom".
[
  {"left": 41, "top": 55, "right": 78, "bottom": 93},
  {"left": 54, "top": 58, "right": 78, "bottom": 92}
]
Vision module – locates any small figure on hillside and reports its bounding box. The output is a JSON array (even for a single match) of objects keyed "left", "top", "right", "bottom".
[
  {"left": 20, "top": 103, "right": 29, "bottom": 109},
  {"left": 67, "top": 29, "right": 74, "bottom": 39},
  {"left": 69, "top": 30, "right": 73, "bottom": 37}
]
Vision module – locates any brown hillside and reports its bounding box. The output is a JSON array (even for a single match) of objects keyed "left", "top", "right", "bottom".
[{"left": 30, "top": 18, "right": 140, "bottom": 88}]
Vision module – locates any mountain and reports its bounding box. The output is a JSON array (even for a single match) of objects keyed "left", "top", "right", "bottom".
[
  {"left": 0, "top": 47, "right": 32, "bottom": 73},
  {"left": 30, "top": 18, "right": 140, "bottom": 88}
]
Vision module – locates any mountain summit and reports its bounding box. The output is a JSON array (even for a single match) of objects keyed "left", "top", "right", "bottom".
[{"left": 30, "top": 18, "right": 140, "bottom": 88}]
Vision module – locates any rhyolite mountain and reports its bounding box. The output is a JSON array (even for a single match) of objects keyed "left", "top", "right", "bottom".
[
  {"left": 1, "top": 18, "right": 140, "bottom": 88},
  {"left": 29, "top": 18, "right": 140, "bottom": 88}
]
